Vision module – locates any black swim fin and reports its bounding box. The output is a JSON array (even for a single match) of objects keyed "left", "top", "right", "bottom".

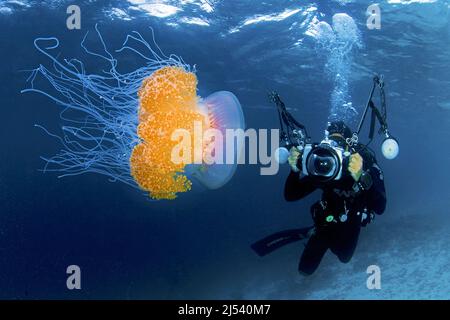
[{"left": 251, "top": 226, "right": 314, "bottom": 257}]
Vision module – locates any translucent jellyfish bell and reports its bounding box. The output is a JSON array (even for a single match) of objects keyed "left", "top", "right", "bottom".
[{"left": 190, "top": 91, "right": 245, "bottom": 189}]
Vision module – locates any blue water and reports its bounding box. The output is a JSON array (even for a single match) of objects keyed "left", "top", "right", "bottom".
[{"left": 0, "top": 0, "right": 449, "bottom": 299}]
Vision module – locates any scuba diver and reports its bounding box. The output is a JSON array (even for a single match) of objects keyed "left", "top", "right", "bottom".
[
  {"left": 252, "top": 75, "right": 399, "bottom": 275},
  {"left": 284, "top": 120, "right": 386, "bottom": 275}
]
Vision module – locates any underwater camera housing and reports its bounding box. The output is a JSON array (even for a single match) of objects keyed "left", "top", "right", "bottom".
[
  {"left": 301, "top": 139, "right": 348, "bottom": 182},
  {"left": 271, "top": 74, "right": 399, "bottom": 178}
]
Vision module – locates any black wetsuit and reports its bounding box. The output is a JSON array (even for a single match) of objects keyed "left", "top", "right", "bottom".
[{"left": 284, "top": 145, "right": 387, "bottom": 275}]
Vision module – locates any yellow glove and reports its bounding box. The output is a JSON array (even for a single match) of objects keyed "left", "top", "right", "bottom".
[
  {"left": 348, "top": 152, "right": 363, "bottom": 181},
  {"left": 288, "top": 146, "right": 302, "bottom": 172}
]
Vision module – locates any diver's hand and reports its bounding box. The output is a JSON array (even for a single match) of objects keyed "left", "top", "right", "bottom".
[
  {"left": 288, "top": 146, "right": 302, "bottom": 173},
  {"left": 348, "top": 152, "right": 363, "bottom": 181}
]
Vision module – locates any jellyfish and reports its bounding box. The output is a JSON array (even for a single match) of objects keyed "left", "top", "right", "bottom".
[{"left": 22, "top": 25, "right": 245, "bottom": 200}]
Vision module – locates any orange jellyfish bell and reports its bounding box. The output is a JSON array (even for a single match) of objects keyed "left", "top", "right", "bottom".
[{"left": 130, "top": 66, "right": 244, "bottom": 200}]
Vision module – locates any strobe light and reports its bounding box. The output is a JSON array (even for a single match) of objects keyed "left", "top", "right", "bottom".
[
  {"left": 381, "top": 133, "right": 399, "bottom": 160},
  {"left": 274, "top": 147, "right": 290, "bottom": 164}
]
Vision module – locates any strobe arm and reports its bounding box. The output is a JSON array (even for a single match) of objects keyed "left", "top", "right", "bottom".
[
  {"left": 357, "top": 75, "right": 388, "bottom": 137},
  {"left": 269, "top": 91, "right": 309, "bottom": 147}
]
